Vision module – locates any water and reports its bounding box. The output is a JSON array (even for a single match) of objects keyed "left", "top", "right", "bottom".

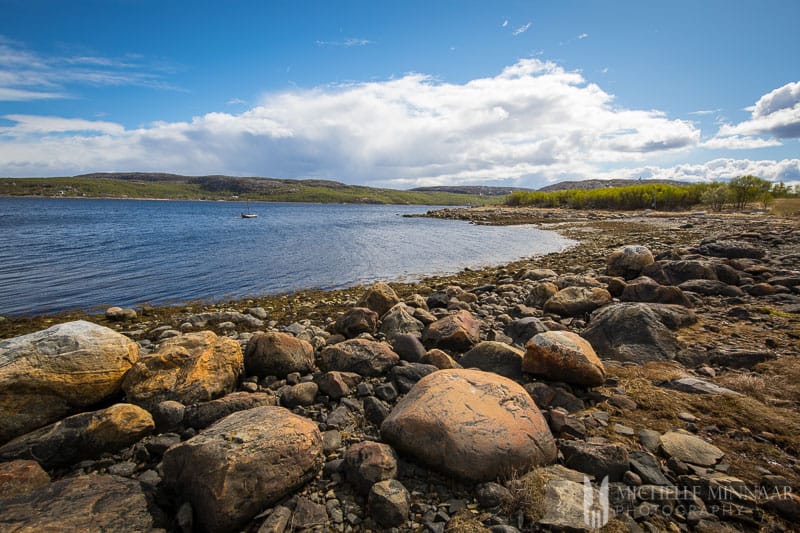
[{"left": 0, "top": 198, "right": 575, "bottom": 315}]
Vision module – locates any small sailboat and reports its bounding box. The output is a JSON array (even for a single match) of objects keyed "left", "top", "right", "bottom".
[{"left": 241, "top": 200, "right": 257, "bottom": 218}]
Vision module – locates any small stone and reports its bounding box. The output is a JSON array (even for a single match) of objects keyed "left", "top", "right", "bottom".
[
  {"left": 613, "top": 423, "right": 635, "bottom": 437},
  {"left": 291, "top": 497, "right": 328, "bottom": 529},
  {"left": 322, "top": 430, "right": 342, "bottom": 453},
  {"left": 476, "top": 482, "right": 513, "bottom": 508},
  {"left": 660, "top": 431, "right": 724, "bottom": 466},
  {"left": 639, "top": 429, "right": 661, "bottom": 453}
]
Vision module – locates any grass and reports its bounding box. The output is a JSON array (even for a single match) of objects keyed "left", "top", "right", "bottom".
[
  {"left": 0, "top": 176, "right": 501, "bottom": 206},
  {"left": 770, "top": 198, "right": 800, "bottom": 217},
  {"left": 601, "top": 362, "right": 800, "bottom": 487}
]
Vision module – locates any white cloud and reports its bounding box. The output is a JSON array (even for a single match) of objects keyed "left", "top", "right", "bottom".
[
  {"left": 502, "top": 20, "right": 509, "bottom": 28},
  {"left": 717, "top": 81, "right": 800, "bottom": 138},
  {"left": 591, "top": 158, "right": 800, "bottom": 186},
  {"left": 315, "top": 38, "right": 374, "bottom": 47},
  {"left": 0, "top": 58, "right": 706, "bottom": 185},
  {"left": 512, "top": 23, "right": 532, "bottom": 36},
  {"left": 0, "top": 36, "right": 179, "bottom": 101},
  {"left": 0, "top": 114, "right": 125, "bottom": 136},
  {"left": 578, "top": 33, "right": 589, "bottom": 39},
  {"left": 701, "top": 135, "right": 781, "bottom": 150},
  {"left": 226, "top": 98, "right": 247, "bottom": 106},
  {"left": 688, "top": 109, "right": 720, "bottom": 116}
]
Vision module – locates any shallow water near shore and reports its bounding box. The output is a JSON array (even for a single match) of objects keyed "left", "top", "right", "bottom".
[{"left": 0, "top": 198, "right": 575, "bottom": 315}]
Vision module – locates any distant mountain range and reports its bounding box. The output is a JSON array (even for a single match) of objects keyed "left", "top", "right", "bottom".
[{"left": 536, "top": 178, "right": 690, "bottom": 192}]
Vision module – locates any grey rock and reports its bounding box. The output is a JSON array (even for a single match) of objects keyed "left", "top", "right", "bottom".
[
  {"left": 280, "top": 382, "right": 318, "bottom": 407},
  {"left": 629, "top": 451, "right": 671, "bottom": 486},
  {"left": 368, "top": 479, "right": 410, "bottom": 528},
  {"left": 505, "top": 316, "right": 549, "bottom": 345},
  {"left": 392, "top": 333, "right": 427, "bottom": 363},
  {"left": 320, "top": 339, "right": 400, "bottom": 376},
  {"left": 291, "top": 497, "right": 328, "bottom": 529},
  {"left": 343, "top": 440, "right": 398, "bottom": 494},
  {"left": 183, "top": 392, "right": 277, "bottom": 429},
  {"left": 560, "top": 440, "right": 630, "bottom": 482},
  {"left": 659, "top": 431, "right": 724, "bottom": 466},
  {"left": 678, "top": 279, "right": 744, "bottom": 297},
  {"left": 697, "top": 240, "right": 765, "bottom": 259},
  {"left": 379, "top": 304, "right": 424, "bottom": 342},
  {"left": 543, "top": 286, "right": 612, "bottom": 317},
  {"left": 389, "top": 361, "right": 438, "bottom": 393},
  {"left": 334, "top": 307, "right": 378, "bottom": 338},
  {"left": 665, "top": 377, "right": 741, "bottom": 396}
]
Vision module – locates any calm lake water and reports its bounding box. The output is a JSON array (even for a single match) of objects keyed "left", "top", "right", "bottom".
[{"left": 0, "top": 198, "right": 575, "bottom": 315}]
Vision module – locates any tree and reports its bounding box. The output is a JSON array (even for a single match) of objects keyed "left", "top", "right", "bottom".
[
  {"left": 728, "top": 175, "right": 772, "bottom": 210},
  {"left": 700, "top": 183, "right": 729, "bottom": 211}
]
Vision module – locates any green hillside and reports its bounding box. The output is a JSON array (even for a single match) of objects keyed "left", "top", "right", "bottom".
[{"left": 0, "top": 173, "right": 499, "bottom": 206}]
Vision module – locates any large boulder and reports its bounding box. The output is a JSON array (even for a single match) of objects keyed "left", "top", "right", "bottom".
[
  {"left": 0, "top": 474, "right": 161, "bottom": 531},
  {"left": 243, "top": 331, "right": 314, "bottom": 378},
  {"left": 543, "top": 287, "right": 611, "bottom": 317},
  {"left": 422, "top": 310, "right": 482, "bottom": 352},
  {"left": 0, "top": 403, "right": 154, "bottom": 469},
  {"left": 659, "top": 260, "right": 719, "bottom": 285},
  {"left": 0, "top": 320, "right": 139, "bottom": 444},
  {"left": 320, "top": 339, "right": 400, "bottom": 376},
  {"left": 606, "top": 245, "right": 655, "bottom": 279},
  {"left": 162, "top": 406, "right": 323, "bottom": 533},
  {"left": 523, "top": 331, "right": 606, "bottom": 387},
  {"left": 582, "top": 303, "right": 696, "bottom": 363},
  {"left": 379, "top": 304, "right": 424, "bottom": 341},
  {"left": 357, "top": 282, "right": 401, "bottom": 317},
  {"left": 459, "top": 341, "right": 524, "bottom": 380},
  {"left": 381, "top": 369, "right": 556, "bottom": 481},
  {"left": 122, "top": 331, "right": 242, "bottom": 410},
  {"left": 334, "top": 307, "right": 378, "bottom": 338}
]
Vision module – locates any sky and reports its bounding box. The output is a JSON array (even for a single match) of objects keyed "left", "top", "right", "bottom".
[{"left": 0, "top": 0, "right": 798, "bottom": 189}]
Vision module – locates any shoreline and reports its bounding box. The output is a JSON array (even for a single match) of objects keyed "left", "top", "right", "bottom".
[{"left": 0, "top": 206, "right": 754, "bottom": 339}]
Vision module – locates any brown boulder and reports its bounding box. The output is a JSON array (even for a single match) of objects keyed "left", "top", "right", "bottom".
[
  {"left": 320, "top": 339, "right": 400, "bottom": 376},
  {"left": 422, "top": 310, "right": 482, "bottom": 352},
  {"left": 334, "top": 307, "right": 379, "bottom": 338},
  {"left": 244, "top": 331, "right": 314, "bottom": 378},
  {"left": 0, "top": 403, "right": 154, "bottom": 469},
  {"left": 162, "top": 406, "right": 323, "bottom": 533},
  {"left": 122, "top": 331, "right": 242, "bottom": 410},
  {"left": 421, "top": 348, "right": 461, "bottom": 369},
  {"left": 357, "top": 282, "right": 400, "bottom": 317},
  {"left": 543, "top": 286, "right": 612, "bottom": 317},
  {"left": 460, "top": 341, "right": 524, "bottom": 380},
  {"left": 523, "top": 331, "right": 606, "bottom": 387},
  {"left": 620, "top": 276, "right": 692, "bottom": 306},
  {"left": 183, "top": 392, "right": 277, "bottom": 429},
  {"left": 0, "top": 474, "right": 160, "bottom": 531},
  {"left": 0, "top": 320, "right": 139, "bottom": 444},
  {"left": 381, "top": 369, "right": 556, "bottom": 481}
]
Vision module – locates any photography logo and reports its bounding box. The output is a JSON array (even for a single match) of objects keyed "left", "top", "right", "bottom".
[{"left": 584, "top": 475, "right": 610, "bottom": 529}]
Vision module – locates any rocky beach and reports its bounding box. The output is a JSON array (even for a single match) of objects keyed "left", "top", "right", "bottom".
[{"left": 1, "top": 206, "right": 800, "bottom": 533}]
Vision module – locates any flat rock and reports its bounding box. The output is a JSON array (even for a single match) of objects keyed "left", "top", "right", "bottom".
[
  {"left": 665, "top": 377, "right": 742, "bottom": 396},
  {"left": 582, "top": 302, "right": 696, "bottom": 363},
  {"left": 0, "top": 320, "right": 139, "bottom": 444},
  {"left": 621, "top": 276, "right": 692, "bottom": 306},
  {"left": 0, "top": 474, "right": 160, "bottom": 531},
  {"left": 183, "top": 392, "right": 277, "bottom": 429},
  {"left": 678, "top": 279, "right": 744, "bottom": 297},
  {"left": 422, "top": 310, "right": 482, "bottom": 352},
  {"left": 162, "top": 406, "right": 323, "bottom": 533},
  {"left": 320, "top": 339, "right": 400, "bottom": 376},
  {"left": 559, "top": 440, "right": 630, "bottom": 481},
  {"left": 381, "top": 369, "right": 556, "bottom": 481},
  {"left": 243, "top": 331, "right": 314, "bottom": 378},
  {"left": 523, "top": 331, "right": 605, "bottom": 387},
  {"left": 122, "top": 331, "right": 242, "bottom": 410},
  {"left": 660, "top": 431, "right": 724, "bottom": 466},
  {"left": 697, "top": 240, "right": 765, "bottom": 259},
  {"left": 629, "top": 451, "right": 671, "bottom": 486},
  {"left": 0, "top": 403, "right": 154, "bottom": 469},
  {"left": 459, "top": 341, "right": 524, "bottom": 380}
]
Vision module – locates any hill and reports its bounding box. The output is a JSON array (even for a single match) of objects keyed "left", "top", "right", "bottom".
[
  {"left": 0, "top": 173, "right": 500, "bottom": 206},
  {"left": 537, "top": 178, "right": 690, "bottom": 192}
]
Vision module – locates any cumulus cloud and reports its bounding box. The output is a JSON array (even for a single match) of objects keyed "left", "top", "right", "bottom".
[
  {"left": 0, "top": 58, "right": 708, "bottom": 185},
  {"left": 717, "top": 81, "right": 800, "bottom": 139},
  {"left": 512, "top": 22, "right": 532, "bottom": 36}
]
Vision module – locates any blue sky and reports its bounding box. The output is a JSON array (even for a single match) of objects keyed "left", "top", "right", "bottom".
[{"left": 0, "top": 0, "right": 798, "bottom": 188}]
